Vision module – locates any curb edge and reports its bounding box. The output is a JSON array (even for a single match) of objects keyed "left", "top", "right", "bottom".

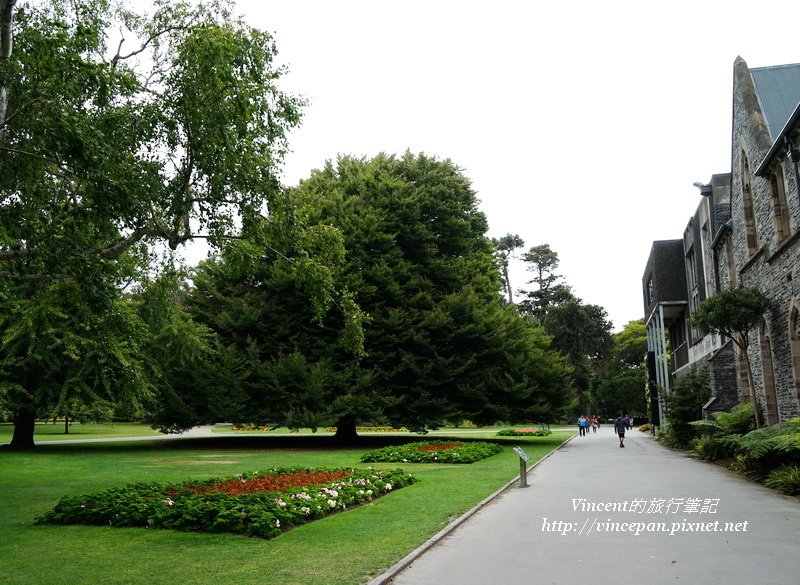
[{"left": 365, "top": 433, "right": 578, "bottom": 585}]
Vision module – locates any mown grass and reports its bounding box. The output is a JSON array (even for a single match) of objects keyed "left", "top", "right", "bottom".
[
  {"left": 0, "top": 422, "right": 163, "bottom": 442},
  {"left": 0, "top": 433, "right": 569, "bottom": 585}
]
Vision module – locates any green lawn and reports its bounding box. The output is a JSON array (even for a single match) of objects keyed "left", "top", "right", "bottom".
[
  {"left": 0, "top": 422, "right": 163, "bottom": 442},
  {"left": 0, "top": 433, "right": 569, "bottom": 585}
]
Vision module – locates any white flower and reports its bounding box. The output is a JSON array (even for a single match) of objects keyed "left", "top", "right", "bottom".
[
  {"left": 300, "top": 506, "right": 311, "bottom": 515},
  {"left": 162, "top": 498, "right": 174, "bottom": 507},
  {"left": 385, "top": 483, "right": 393, "bottom": 491},
  {"left": 327, "top": 499, "right": 337, "bottom": 508},
  {"left": 274, "top": 498, "right": 287, "bottom": 507},
  {"left": 275, "top": 519, "right": 281, "bottom": 528}
]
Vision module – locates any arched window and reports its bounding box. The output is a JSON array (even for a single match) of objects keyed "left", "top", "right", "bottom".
[
  {"left": 741, "top": 150, "right": 759, "bottom": 255},
  {"left": 769, "top": 163, "right": 791, "bottom": 244},
  {"left": 759, "top": 320, "right": 780, "bottom": 425},
  {"left": 789, "top": 301, "right": 800, "bottom": 411}
]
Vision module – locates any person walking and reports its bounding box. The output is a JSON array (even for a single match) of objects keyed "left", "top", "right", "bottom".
[
  {"left": 577, "top": 416, "right": 587, "bottom": 436},
  {"left": 614, "top": 415, "right": 626, "bottom": 448}
]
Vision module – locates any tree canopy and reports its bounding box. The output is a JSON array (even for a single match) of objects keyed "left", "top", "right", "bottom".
[
  {"left": 182, "top": 153, "right": 574, "bottom": 436},
  {"left": 491, "top": 233, "right": 524, "bottom": 303},
  {"left": 595, "top": 319, "right": 647, "bottom": 418},
  {"left": 0, "top": 0, "right": 324, "bottom": 447}
]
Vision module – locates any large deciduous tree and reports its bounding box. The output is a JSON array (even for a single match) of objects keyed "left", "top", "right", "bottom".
[{"left": 0, "top": 0, "right": 306, "bottom": 447}]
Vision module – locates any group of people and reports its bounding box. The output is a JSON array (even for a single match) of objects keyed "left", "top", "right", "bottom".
[
  {"left": 576, "top": 415, "right": 599, "bottom": 436},
  {"left": 577, "top": 414, "right": 634, "bottom": 448}
]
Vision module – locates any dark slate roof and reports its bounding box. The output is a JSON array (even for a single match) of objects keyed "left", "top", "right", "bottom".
[{"left": 750, "top": 63, "right": 800, "bottom": 140}]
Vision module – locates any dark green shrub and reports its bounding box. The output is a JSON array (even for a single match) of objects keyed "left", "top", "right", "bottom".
[
  {"left": 662, "top": 366, "right": 711, "bottom": 448},
  {"left": 360, "top": 441, "right": 502, "bottom": 463},
  {"left": 496, "top": 428, "right": 552, "bottom": 437},
  {"left": 36, "top": 467, "right": 415, "bottom": 538},
  {"left": 691, "top": 435, "right": 733, "bottom": 461}
]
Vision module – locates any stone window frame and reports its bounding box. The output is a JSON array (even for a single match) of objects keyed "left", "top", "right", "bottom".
[
  {"left": 725, "top": 235, "right": 737, "bottom": 288},
  {"left": 789, "top": 299, "right": 800, "bottom": 410},
  {"left": 740, "top": 148, "right": 760, "bottom": 256},
  {"left": 768, "top": 161, "right": 792, "bottom": 244},
  {"left": 758, "top": 319, "right": 780, "bottom": 425}
]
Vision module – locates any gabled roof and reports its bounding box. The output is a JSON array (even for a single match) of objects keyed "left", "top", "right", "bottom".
[{"left": 750, "top": 63, "right": 800, "bottom": 141}]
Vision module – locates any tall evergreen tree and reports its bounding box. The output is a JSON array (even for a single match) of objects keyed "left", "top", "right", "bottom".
[{"left": 186, "top": 153, "right": 574, "bottom": 436}]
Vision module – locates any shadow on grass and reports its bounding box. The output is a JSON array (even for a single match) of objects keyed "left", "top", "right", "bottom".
[
  {"left": 12, "top": 433, "right": 565, "bottom": 455},
  {"left": 0, "top": 435, "right": 560, "bottom": 453}
]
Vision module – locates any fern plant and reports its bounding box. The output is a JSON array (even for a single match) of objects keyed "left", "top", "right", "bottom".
[{"left": 764, "top": 465, "right": 800, "bottom": 495}]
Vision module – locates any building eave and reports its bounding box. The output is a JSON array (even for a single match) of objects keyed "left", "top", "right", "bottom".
[{"left": 755, "top": 100, "right": 800, "bottom": 176}]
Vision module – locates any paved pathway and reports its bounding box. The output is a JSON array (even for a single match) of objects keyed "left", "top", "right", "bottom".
[
  {"left": 36, "top": 425, "right": 219, "bottom": 445},
  {"left": 387, "top": 426, "right": 800, "bottom": 585}
]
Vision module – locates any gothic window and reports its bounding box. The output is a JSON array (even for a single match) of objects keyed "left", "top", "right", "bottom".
[
  {"left": 759, "top": 320, "right": 780, "bottom": 425},
  {"left": 790, "top": 303, "right": 800, "bottom": 410},
  {"left": 769, "top": 163, "right": 791, "bottom": 244},
  {"left": 741, "top": 150, "right": 759, "bottom": 255},
  {"left": 725, "top": 236, "right": 737, "bottom": 287}
]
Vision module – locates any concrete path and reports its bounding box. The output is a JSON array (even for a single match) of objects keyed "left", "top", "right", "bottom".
[{"left": 387, "top": 426, "right": 800, "bottom": 585}]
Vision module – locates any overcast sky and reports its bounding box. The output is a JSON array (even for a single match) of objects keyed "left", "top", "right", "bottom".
[{"left": 226, "top": 0, "right": 800, "bottom": 331}]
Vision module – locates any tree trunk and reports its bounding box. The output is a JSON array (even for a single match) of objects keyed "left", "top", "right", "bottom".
[
  {"left": 738, "top": 336, "right": 763, "bottom": 429},
  {"left": 333, "top": 417, "right": 359, "bottom": 442},
  {"left": 64, "top": 414, "right": 69, "bottom": 434},
  {"left": 0, "top": 0, "right": 17, "bottom": 140},
  {"left": 501, "top": 260, "right": 512, "bottom": 303},
  {"left": 6, "top": 409, "right": 36, "bottom": 449}
]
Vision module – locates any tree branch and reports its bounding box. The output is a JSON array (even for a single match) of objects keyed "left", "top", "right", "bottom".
[
  {"left": 0, "top": 145, "right": 78, "bottom": 177},
  {"left": 93, "top": 227, "right": 150, "bottom": 260},
  {"left": 0, "top": 270, "right": 69, "bottom": 281},
  {"left": 0, "top": 248, "right": 33, "bottom": 260}
]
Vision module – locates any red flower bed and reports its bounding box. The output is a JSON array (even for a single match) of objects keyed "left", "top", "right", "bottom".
[
  {"left": 188, "top": 470, "right": 351, "bottom": 496},
  {"left": 416, "top": 442, "right": 463, "bottom": 452}
]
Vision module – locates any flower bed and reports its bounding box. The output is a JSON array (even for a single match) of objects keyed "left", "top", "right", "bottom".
[
  {"left": 496, "top": 428, "right": 552, "bottom": 437},
  {"left": 322, "top": 426, "right": 408, "bottom": 433},
  {"left": 360, "top": 441, "right": 503, "bottom": 463},
  {"left": 35, "top": 467, "right": 415, "bottom": 539}
]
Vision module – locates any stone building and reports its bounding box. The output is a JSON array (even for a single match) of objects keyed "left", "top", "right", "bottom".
[
  {"left": 643, "top": 175, "right": 737, "bottom": 428},
  {"left": 726, "top": 57, "right": 800, "bottom": 423},
  {"left": 643, "top": 57, "right": 800, "bottom": 427}
]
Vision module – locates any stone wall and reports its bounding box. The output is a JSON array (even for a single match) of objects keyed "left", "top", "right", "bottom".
[{"left": 729, "top": 59, "right": 800, "bottom": 421}]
